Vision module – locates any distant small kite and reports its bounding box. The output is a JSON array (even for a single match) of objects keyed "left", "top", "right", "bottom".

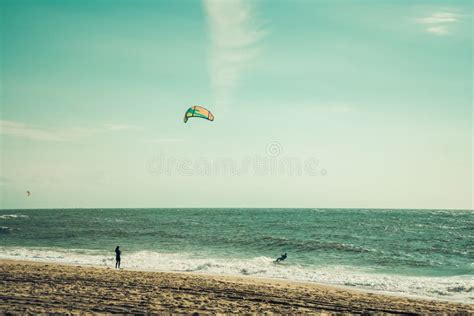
[
  {"left": 183, "top": 106, "right": 214, "bottom": 123},
  {"left": 26, "top": 191, "right": 31, "bottom": 197}
]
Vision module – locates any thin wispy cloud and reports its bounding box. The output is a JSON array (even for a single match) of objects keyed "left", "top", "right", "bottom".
[
  {"left": 104, "top": 123, "right": 143, "bottom": 131},
  {"left": 310, "top": 102, "right": 354, "bottom": 116},
  {"left": 0, "top": 176, "right": 13, "bottom": 186},
  {"left": 0, "top": 120, "right": 142, "bottom": 141},
  {"left": 417, "top": 12, "right": 460, "bottom": 36},
  {"left": 0, "top": 121, "right": 69, "bottom": 141},
  {"left": 143, "top": 138, "right": 184, "bottom": 144},
  {"left": 417, "top": 12, "right": 459, "bottom": 24},
  {"left": 203, "top": 0, "right": 266, "bottom": 108},
  {"left": 426, "top": 25, "right": 449, "bottom": 36},
  {"left": 324, "top": 104, "right": 353, "bottom": 114}
]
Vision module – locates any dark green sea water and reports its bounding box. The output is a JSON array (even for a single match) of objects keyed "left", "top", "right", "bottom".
[{"left": 1, "top": 208, "right": 473, "bottom": 302}]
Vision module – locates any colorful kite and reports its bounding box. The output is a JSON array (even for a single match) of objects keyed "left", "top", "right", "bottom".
[{"left": 183, "top": 106, "right": 214, "bottom": 123}]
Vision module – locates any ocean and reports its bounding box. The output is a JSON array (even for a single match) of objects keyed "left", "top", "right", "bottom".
[{"left": 0, "top": 208, "right": 472, "bottom": 303}]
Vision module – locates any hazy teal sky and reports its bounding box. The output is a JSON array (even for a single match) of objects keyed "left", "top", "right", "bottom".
[{"left": 1, "top": 0, "right": 472, "bottom": 209}]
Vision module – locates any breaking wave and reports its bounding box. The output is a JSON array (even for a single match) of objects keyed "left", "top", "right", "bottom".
[{"left": 0, "top": 246, "right": 472, "bottom": 303}]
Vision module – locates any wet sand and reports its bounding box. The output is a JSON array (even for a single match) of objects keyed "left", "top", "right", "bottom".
[{"left": 0, "top": 260, "right": 472, "bottom": 314}]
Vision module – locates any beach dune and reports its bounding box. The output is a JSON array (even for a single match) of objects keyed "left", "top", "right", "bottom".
[{"left": 0, "top": 260, "right": 472, "bottom": 314}]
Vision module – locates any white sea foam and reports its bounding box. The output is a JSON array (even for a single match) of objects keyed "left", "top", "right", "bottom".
[
  {"left": 0, "top": 214, "right": 29, "bottom": 219},
  {"left": 0, "top": 247, "right": 472, "bottom": 303}
]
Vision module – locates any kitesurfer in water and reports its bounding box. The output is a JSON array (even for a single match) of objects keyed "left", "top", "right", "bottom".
[
  {"left": 115, "top": 246, "right": 121, "bottom": 269},
  {"left": 275, "top": 252, "right": 287, "bottom": 263}
]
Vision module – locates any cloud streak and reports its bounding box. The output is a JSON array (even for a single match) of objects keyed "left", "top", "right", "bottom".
[
  {"left": 417, "top": 12, "right": 460, "bottom": 36},
  {"left": 203, "top": 0, "right": 266, "bottom": 108},
  {"left": 426, "top": 25, "right": 449, "bottom": 36},
  {"left": 104, "top": 123, "right": 143, "bottom": 131},
  {"left": 0, "top": 120, "right": 141, "bottom": 141},
  {"left": 143, "top": 138, "right": 184, "bottom": 144}
]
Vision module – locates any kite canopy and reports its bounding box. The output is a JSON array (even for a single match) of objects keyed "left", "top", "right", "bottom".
[{"left": 184, "top": 106, "right": 214, "bottom": 123}]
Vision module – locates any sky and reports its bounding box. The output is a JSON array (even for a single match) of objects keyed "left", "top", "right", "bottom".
[{"left": 0, "top": 0, "right": 472, "bottom": 209}]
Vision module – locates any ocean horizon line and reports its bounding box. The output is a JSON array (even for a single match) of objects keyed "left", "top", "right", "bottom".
[{"left": 1, "top": 207, "right": 473, "bottom": 211}]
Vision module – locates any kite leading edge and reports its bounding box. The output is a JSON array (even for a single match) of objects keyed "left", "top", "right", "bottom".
[{"left": 184, "top": 106, "right": 214, "bottom": 123}]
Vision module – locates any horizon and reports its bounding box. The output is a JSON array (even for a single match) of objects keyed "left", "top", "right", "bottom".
[
  {"left": 1, "top": 207, "right": 472, "bottom": 211},
  {"left": 1, "top": 0, "right": 472, "bottom": 210}
]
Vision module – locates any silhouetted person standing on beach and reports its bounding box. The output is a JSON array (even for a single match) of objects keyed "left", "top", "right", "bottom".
[{"left": 115, "top": 246, "right": 121, "bottom": 269}]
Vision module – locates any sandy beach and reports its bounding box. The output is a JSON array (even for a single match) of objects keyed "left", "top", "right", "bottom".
[{"left": 0, "top": 260, "right": 472, "bottom": 314}]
